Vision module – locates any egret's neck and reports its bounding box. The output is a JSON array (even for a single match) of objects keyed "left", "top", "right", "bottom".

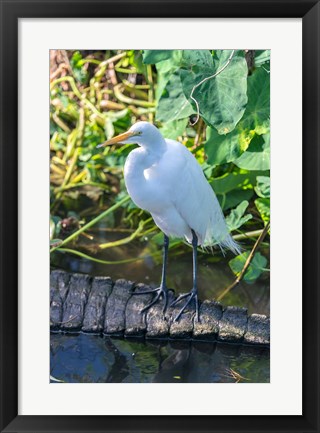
[
  {"left": 124, "top": 144, "right": 165, "bottom": 180},
  {"left": 124, "top": 144, "right": 166, "bottom": 208},
  {"left": 137, "top": 131, "right": 167, "bottom": 155}
]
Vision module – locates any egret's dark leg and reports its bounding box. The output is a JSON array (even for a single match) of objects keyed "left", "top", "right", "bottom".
[
  {"left": 132, "top": 234, "right": 170, "bottom": 314},
  {"left": 171, "top": 230, "right": 200, "bottom": 322}
]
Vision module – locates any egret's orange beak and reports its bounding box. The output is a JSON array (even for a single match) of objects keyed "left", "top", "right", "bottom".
[{"left": 97, "top": 131, "right": 136, "bottom": 148}]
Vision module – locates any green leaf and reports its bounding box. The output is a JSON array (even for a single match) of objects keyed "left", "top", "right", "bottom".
[
  {"left": 50, "top": 239, "right": 63, "bottom": 248},
  {"left": 180, "top": 50, "right": 248, "bottom": 134},
  {"left": 211, "top": 172, "right": 257, "bottom": 210},
  {"left": 241, "top": 67, "right": 270, "bottom": 133},
  {"left": 159, "top": 118, "right": 188, "bottom": 139},
  {"left": 142, "top": 50, "right": 175, "bottom": 64},
  {"left": 254, "top": 50, "right": 271, "bottom": 68},
  {"left": 226, "top": 201, "right": 253, "bottom": 232},
  {"left": 255, "top": 176, "right": 270, "bottom": 198},
  {"left": 50, "top": 218, "right": 55, "bottom": 240},
  {"left": 181, "top": 50, "right": 214, "bottom": 71},
  {"left": 204, "top": 126, "right": 254, "bottom": 166},
  {"left": 50, "top": 216, "right": 61, "bottom": 239},
  {"left": 70, "top": 51, "right": 89, "bottom": 85},
  {"left": 219, "top": 189, "right": 254, "bottom": 211},
  {"left": 210, "top": 172, "right": 257, "bottom": 195},
  {"left": 156, "top": 71, "right": 195, "bottom": 122},
  {"left": 255, "top": 198, "right": 270, "bottom": 224},
  {"left": 234, "top": 133, "right": 270, "bottom": 171},
  {"left": 154, "top": 52, "right": 184, "bottom": 101},
  {"left": 203, "top": 63, "right": 270, "bottom": 165},
  {"left": 229, "top": 252, "right": 268, "bottom": 283}
]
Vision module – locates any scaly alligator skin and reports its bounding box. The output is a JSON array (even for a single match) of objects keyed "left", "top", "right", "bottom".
[{"left": 50, "top": 269, "right": 270, "bottom": 346}]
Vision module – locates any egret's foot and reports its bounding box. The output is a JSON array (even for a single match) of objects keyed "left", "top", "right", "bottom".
[
  {"left": 132, "top": 285, "right": 169, "bottom": 314},
  {"left": 170, "top": 289, "right": 200, "bottom": 322}
]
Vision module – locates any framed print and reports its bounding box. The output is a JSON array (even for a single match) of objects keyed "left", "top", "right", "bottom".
[{"left": 0, "top": 0, "right": 319, "bottom": 432}]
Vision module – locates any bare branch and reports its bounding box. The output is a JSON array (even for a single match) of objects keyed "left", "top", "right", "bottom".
[{"left": 217, "top": 221, "right": 270, "bottom": 301}]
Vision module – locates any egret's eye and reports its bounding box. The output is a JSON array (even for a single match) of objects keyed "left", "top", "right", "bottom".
[{"left": 137, "top": 131, "right": 142, "bottom": 135}]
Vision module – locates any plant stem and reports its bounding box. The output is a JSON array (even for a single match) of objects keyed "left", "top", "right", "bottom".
[
  {"left": 217, "top": 221, "right": 270, "bottom": 301},
  {"left": 114, "top": 84, "right": 155, "bottom": 108},
  {"left": 50, "top": 195, "right": 131, "bottom": 253},
  {"left": 98, "top": 218, "right": 153, "bottom": 249},
  {"left": 55, "top": 248, "right": 149, "bottom": 265},
  {"left": 232, "top": 229, "right": 265, "bottom": 241},
  {"left": 53, "top": 181, "right": 110, "bottom": 194},
  {"left": 146, "top": 64, "right": 154, "bottom": 122},
  {"left": 50, "top": 76, "right": 104, "bottom": 119}
]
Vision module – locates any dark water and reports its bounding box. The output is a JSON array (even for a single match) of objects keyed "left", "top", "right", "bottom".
[
  {"left": 50, "top": 333, "right": 269, "bottom": 383},
  {"left": 51, "top": 232, "right": 270, "bottom": 383}
]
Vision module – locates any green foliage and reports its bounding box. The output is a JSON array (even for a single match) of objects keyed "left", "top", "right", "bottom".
[
  {"left": 50, "top": 49, "right": 270, "bottom": 291},
  {"left": 180, "top": 50, "right": 248, "bottom": 133},
  {"left": 204, "top": 126, "right": 247, "bottom": 166},
  {"left": 147, "top": 49, "right": 248, "bottom": 134},
  {"left": 255, "top": 176, "right": 270, "bottom": 198},
  {"left": 210, "top": 172, "right": 257, "bottom": 210},
  {"left": 159, "top": 118, "right": 189, "bottom": 139},
  {"left": 142, "top": 50, "right": 175, "bottom": 64},
  {"left": 255, "top": 198, "right": 270, "bottom": 225},
  {"left": 229, "top": 252, "right": 268, "bottom": 283},
  {"left": 240, "top": 67, "right": 270, "bottom": 134},
  {"left": 143, "top": 48, "right": 270, "bottom": 234},
  {"left": 70, "top": 51, "right": 89, "bottom": 84},
  {"left": 254, "top": 50, "right": 271, "bottom": 68},
  {"left": 204, "top": 65, "right": 270, "bottom": 170},
  {"left": 234, "top": 133, "right": 270, "bottom": 171},
  {"left": 156, "top": 71, "right": 194, "bottom": 122},
  {"left": 226, "top": 201, "right": 253, "bottom": 232}
]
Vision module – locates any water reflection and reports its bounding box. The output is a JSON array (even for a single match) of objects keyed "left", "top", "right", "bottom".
[{"left": 50, "top": 333, "right": 270, "bottom": 384}]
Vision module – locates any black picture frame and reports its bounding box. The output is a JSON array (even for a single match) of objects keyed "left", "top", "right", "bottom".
[{"left": 1, "top": 1, "right": 319, "bottom": 432}]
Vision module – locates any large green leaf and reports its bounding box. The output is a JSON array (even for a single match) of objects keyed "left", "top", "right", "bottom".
[
  {"left": 204, "top": 125, "right": 254, "bottom": 166},
  {"left": 241, "top": 67, "right": 270, "bottom": 134},
  {"left": 180, "top": 50, "right": 248, "bottom": 134},
  {"left": 159, "top": 118, "right": 189, "bottom": 139},
  {"left": 229, "top": 252, "right": 268, "bottom": 283},
  {"left": 226, "top": 201, "right": 252, "bottom": 232},
  {"left": 210, "top": 172, "right": 257, "bottom": 195},
  {"left": 218, "top": 189, "right": 254, "bottom": 211},
  {"left": 234, "top": 133, "right": 270, "bottom": 171},
  {"left": 203, "top": 63, "right": 269, "bottom": 165},
  {"left": 255, "top": 198, "right": 270, "bottom": 224},
  {"left": 211, "top": 172, "right": 258, "bottom": 210},
  {"left": 156, "top": 71, "right": 195, "bottom": 122},
  {"left": 255, "top": 176, "right": 270, "bottom": 198},
  {"left": 142, "top": 50, "right": 175, "bottom": 64},
  {"left": 154, "top": 52, "right": 184, "bottom": 101},
  {"left": 181, "top": 50, "right": 214, "bottom": 71},
  {"left": 254, "top": 50, "right": 271, "bottom": 68}
]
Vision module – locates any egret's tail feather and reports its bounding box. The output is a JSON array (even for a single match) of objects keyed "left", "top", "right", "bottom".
[
  {"left": 201, "top": 201, "right": 242, "bottom": 255},
  {"left": 202, "top": 232, "right": 241, "bottom": 256},
  {"left": 218, "top": 234, "right": 242, "bottom": 256}
]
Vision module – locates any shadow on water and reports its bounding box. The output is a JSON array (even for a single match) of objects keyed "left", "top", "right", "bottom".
[{"left": 50, "top": 333, "right": 270, "bottom": 384}]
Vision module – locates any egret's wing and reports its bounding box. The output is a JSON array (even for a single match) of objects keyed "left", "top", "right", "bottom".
[{"left": 164, "top": 139, "right": 238, "bottom": 252}]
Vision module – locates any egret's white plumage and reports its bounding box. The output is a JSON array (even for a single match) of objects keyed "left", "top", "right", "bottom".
[
  {"left": 120, "top": 121, "right": 240, "bottom": 254},
  {"left": 98, "top": 120, "right": 240, "bottom": 320}
]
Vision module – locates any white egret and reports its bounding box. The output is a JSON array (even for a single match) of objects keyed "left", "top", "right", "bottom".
[{"left": 98, "top": 121, "right": 240, "bottom": 321}]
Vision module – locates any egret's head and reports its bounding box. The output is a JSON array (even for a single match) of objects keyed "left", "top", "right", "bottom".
[{"left": 97, "top": 121, "right": 165, "bottom": 149}]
